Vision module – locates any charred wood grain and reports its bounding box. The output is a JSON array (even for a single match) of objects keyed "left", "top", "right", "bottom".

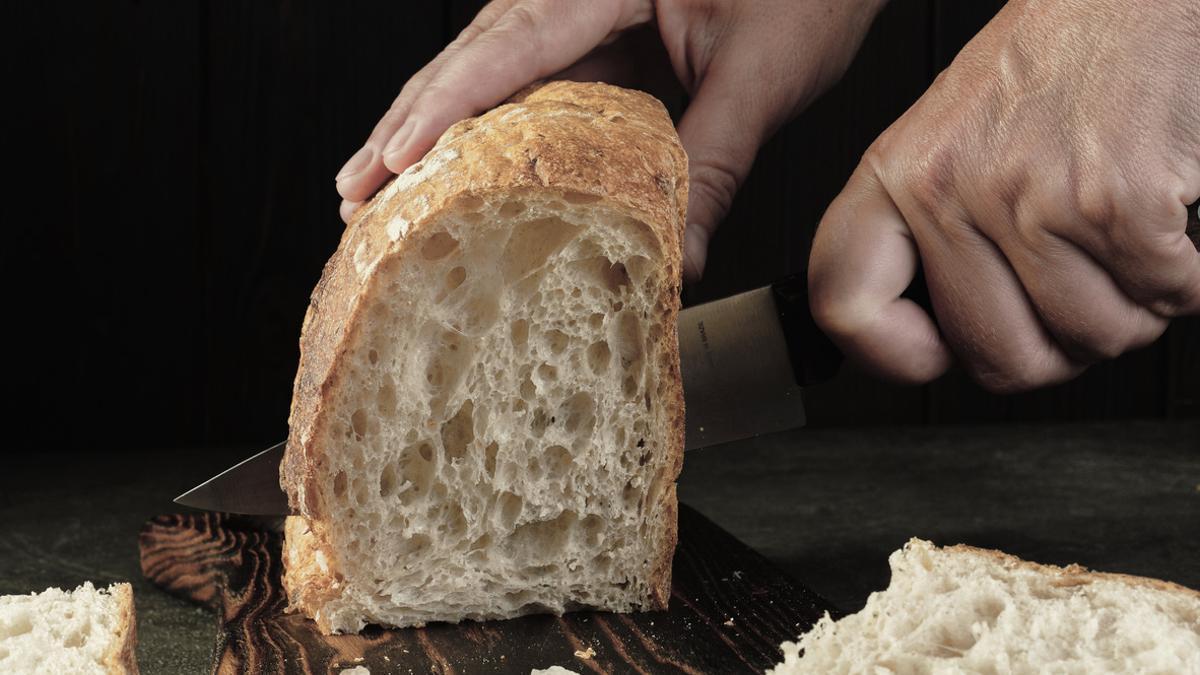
[{"left": 139, "top": 507, "right": 836, "bottom": 674}]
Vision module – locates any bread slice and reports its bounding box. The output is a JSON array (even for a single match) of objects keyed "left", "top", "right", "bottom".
[
  {"left": 280, "top": 81, "right": 688, "bottom": 634},
  {"left": 770, "top": 539, "right": 1200, "bottom": 674},
  {"left": 0, "top": 582, "right": 138, "bottom": 675}
]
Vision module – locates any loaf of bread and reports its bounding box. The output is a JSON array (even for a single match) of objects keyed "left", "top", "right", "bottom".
[
  {"left": 281, "top": 81, "right": 687, "bottom": 633},
  {"left": 0, "top": 582, "right": 138, "bottom": 674},
  {"left": 770, "top": 539, "right": 1200, "bottom": 674}
]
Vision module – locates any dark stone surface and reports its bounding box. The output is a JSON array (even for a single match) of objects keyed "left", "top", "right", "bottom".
[
  {"left": 1, "top": 421, "right": 1196, "bottom": 673},
  {"left": 678, "top": 420, "right": 1200, "bottom": 615}
]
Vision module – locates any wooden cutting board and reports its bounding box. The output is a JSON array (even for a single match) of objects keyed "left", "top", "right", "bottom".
[{"left": 139, "top": 505, "right": 838, "bottom": 674}]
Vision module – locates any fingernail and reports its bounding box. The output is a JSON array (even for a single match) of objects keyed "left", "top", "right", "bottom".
[
  {"left": 382, "top": 120, "right": 416, "bottom": 165},
  {"left": 335, "top": 146, "right": 373, "bottom": 182}
]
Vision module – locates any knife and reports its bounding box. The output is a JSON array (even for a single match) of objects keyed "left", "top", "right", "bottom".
[
  {"left": 177, "top": 200, "right": 1200, "bottom": 515},
  {"left": 176, "top": 275, "right": 841, "bottom": 515}
]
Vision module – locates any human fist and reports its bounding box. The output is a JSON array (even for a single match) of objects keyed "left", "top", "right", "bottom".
[{"left": 809, "top": 0, "right": 1200, "bottom": 392}]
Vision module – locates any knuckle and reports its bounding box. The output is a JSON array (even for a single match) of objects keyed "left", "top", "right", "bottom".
[
  {"left": 497, "top": 3, "right": 543, "bottom": 37},
  {"left": 689, "top": 160, "right": 741, "bottom": 221},
  {"left": 871, "top": 136, "right": 961, "bottom": 226},
  {"left": 806, "top": 280, "right": 873, "bottom": 345},
  {"left": 960, "top": 336, "right": 1071, "bottom": 394},
  {"left": 1070, "top": 330, "right": 1129, "bottom": 363},
  {"left": 1072, "top": 174, "right": 1132, "bottom": 231},
  {"left": 369, "top": 107, "right": 408, "bottom": 144},
  {"left": 969, "top": 361, "right": 1049, "bottom": 394}
]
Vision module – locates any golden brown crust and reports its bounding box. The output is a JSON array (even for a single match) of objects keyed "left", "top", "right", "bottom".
[
  {"left": 103, "top": 583, "right": 139, "bottom": 675},
  {"left": 933, "top": 540, "right": 1200, "bottom": 600},
  {"left": 281, "top": 81, "right": 688, "bottom": 626}
]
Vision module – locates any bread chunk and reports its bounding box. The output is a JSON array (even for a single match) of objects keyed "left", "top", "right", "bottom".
[
  {"left": 0, "top": 582, "right": 138, "bottom": 674},
  {"left": 281, "top": 81, "right": 687, "bottom": 634},
  {"left": 770, "top": 539, "right": 1200, "bottom": 674}
]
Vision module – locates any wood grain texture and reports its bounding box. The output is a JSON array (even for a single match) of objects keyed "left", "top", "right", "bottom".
[{"left": 139, "top": 506, "right": 837, "bottom": 674}]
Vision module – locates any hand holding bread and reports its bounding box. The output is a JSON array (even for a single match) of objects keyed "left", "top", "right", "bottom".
[{"left": 332, "top": 0, "right": 886, "bottom": 282}]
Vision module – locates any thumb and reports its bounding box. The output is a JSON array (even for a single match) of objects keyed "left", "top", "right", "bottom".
[
  {"left": 808, "top": 167, "right": 954, "bottom": 383},
  {"left": 675, "top": 64, "right": 772, "bottom": 283}
]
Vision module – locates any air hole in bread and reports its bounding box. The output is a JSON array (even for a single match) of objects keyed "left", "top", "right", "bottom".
[
  {"left": 379, "top": 464, "right": 399, "bottom": 498},
  {"left": 543, "top": 329, "right": 570, "bottom": 355},
  {"left": 377, "top": 381, "right": 397, "bottom": 415},
  {"left": 3, "top": 611, "right": 33, "bottom": 638},
  {"left": 622, "top": 480, "right": 638, "bottom": 508},
  {"left": 542, "top": 445, "right": 573, "bottom": 480},
  {"left": 441, "top": 400, "right": 475, "bottom": 462},
  {"left": 368, "top": 349, "right": 379, "bottom": 365},
  {"left": 569, "top": 256, "right": 630, "bottom": 295},
  {"left": 501, "top": 217, "right": 581, "bottom": 281},
  {"left": 396, "top": 533, "right": 431, "bottom": 556},
  {"left": 469, "top": 533, "right": 491, "bottom": 552},
  {"left": 333, "top": 471, "right": 348, "bottom": 498},
  {"left": 484, "top": 441, "right": 499, "bottom": 477},
  {"left": 530, "top": 408, "right": 550, "bottom": 438},
  {"left": 351, "top": 409, "right": 369, "bottom": 440},
  {"left": 62, "top": 625, "right": 87, "bottom": 649},
  {"left": 537, "top": 363, "right": 558, "bottom": 383},
  {"left": 622, "top": 374, "right": 638, "bottom": 398},
  {"left": 586, "top": 341, "right": 611, "bottom": 375},
  {"left": 499, "top": 201, "right": 526, "bottom": 217},
  {"left": 507, "top": 510, "right": 576, "bottom": 555},
  {"left": 511, "top": 319, "right": 529, "bottom": 348},
  {"left": 395, "top": 442, "right": 436, "bottom": 506},
  {"left": 421, "top": 232, "right": 459, "bottom": 260},
  {"left": 437, "top": 266, "right": 467, "bottom": 302},
  {"left": 496, "top": 492, "right": 523, "bottom": 529},
  {"left": 560, "top": 392, "right": 595, "bottom": 434},
  {"left": 580, "top": 515, "right": 604, "bottom": 547},
  {"left": 454, "top": 194, "right": 485, "bottom": 211},
  {"left": 441, "top": 502, "right": 468, "bottom": 536},
  {"left": 612, "top": 310, "right": 642, "bottom": 367},
  {"left": 353, "top": 477, "right": 371, "bottom": 505},
  {"left": 519, "top": 374, "right": 537, "bottom": 401},
  {"left": 588, "top": 313, "right": 604, "bottom": 330}
]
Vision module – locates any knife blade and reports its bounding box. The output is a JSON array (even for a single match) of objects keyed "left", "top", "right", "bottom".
[
  {"left": 175, "top": 441, "right": 291, "bottom": 516},
  {"left": 177, "top": 199, "right": 1200, "bottom": 515},
  {"left": 175, "top": 276, "right": 838, "bottom": 515}
]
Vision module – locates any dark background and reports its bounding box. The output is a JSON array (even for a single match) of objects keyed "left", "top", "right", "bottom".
[{"left": 5, "top": 1, "right": 1197, "bottom": 454}]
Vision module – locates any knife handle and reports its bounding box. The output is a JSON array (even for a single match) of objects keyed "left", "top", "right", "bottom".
[
  {"left": 1189, "top": 199, "right": 1200, "bottom": 249},
  {"left": 770, "top": 276, "right": 843, "bottom": 386},
  {"left": 770, "top": 199, "right": 1198, "bottom": 388}
]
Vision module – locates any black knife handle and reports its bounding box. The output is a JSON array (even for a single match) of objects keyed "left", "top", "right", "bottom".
[
  {"left": 770, "top": 275, "right": 843, "bottom": 386},
  {"left": 1189, "top": 199, "right": 1199, "bottom": 249}
]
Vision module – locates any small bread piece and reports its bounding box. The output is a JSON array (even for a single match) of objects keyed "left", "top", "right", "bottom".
[
  {"left": 770, "top": 539, "right": 1200, "bottom": 674},
  {"left": 281, "top": 81, "right": 687, "bottom": 634},
  {"left": 0, "top": 582, "right": 138, "bottom": 675}
]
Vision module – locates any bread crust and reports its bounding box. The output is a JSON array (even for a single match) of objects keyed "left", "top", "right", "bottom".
[
  {"left": 281, "top": 81, "right": 687, "bottom": 630},
  {"left": 102, "top": 583, "right": 139, "bottom": 675},
  {"left": 926, "top": 539, "right": 1200, "bottom": 600}
]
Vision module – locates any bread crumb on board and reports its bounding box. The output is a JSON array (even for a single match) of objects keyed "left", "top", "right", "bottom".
[
  {"left": 573, "top": 646, "right": 596, "bottom": 659},
  {"left": 531, "top": 667, "right": 581, "bottom": 675},
  {"left": 339, "top": 667, "right": 370, "bottom": 675}
]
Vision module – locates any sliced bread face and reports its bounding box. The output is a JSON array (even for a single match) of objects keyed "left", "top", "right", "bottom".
[
  {"left": 282, "top": 82, "right": 687, "bottom": 634},
  {"left": 771, "top": 539, "right": 1200, "bottom": 675},
  {"left": 0, "top": 582, "right": 138, "bottom": 675}
]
